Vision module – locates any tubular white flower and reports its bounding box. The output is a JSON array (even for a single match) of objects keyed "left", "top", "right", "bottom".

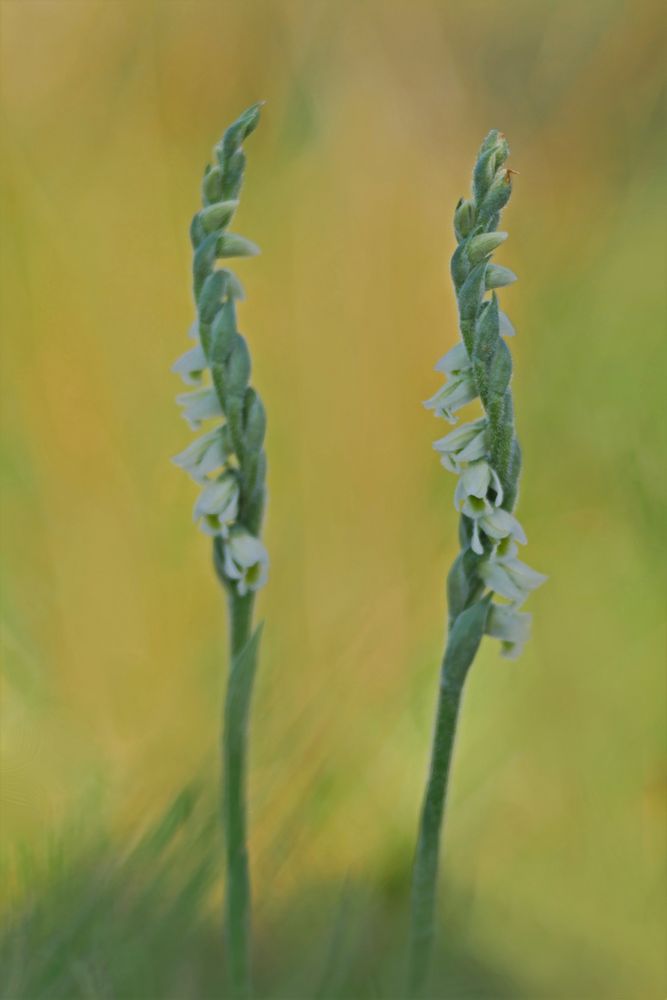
[
  {"left": 479, "top": 549, "right": 547, "bottom": 607},
  {"left": 433, "top": 418, "right": 488, "bottom": 472},
  {"left": 486, "top": 604, "right": 531, "bottom": 659},
  {"left": 485, "top": 264, "right": 517, "bottom": 289},
  {"left": 424, "top": 370, "right": 477, "bottom": 424},
  {"left": 461, "top": 495, "right": 493, "bottom": 521},
  {"left": 172, "top": 344, "right": 208, "bottom": 385},
  {"left": 176, "top": 387, "right": 224, "bottom": 429},
  {"left": 480, "top": 506, "right": 524, "bottom": 541},
  {"left": 470, "top": 506, "right": 526, "bottom": 556},
  {"left": 454, "top": 459, "right": 503, "bottom": 512},
  {"left": 434, "top": 342, "right": 471, "bottom": 376},
  {"left": 194, "top": 473, "right": 240, "bottom": 536},
  {"left": 172, "top": 427, "right": 228, "bottom": 483},
  {"left": 223, "top": 529, "right": 269, "bottom": 596}
]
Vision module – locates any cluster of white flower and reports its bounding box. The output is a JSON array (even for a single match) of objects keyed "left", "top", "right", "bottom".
[
  {"left": 172, "top": 325, "right": 268, "bottom": 597},
  {"left": 426, "top": 281, "right": 545, "bottom": 657}
]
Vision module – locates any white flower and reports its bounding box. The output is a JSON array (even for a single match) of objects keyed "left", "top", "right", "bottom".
[
  {"left": 434, "top": 342, "right": 470, "bottom": 375},
  {"left": 470, "top": 507, "right": 526, "bottom": 556},
  {"left": 486, "top": 603, "right": 532, "bottom": 659},
  {"left": 176, "top": 387, "right": 223, "bottom": 429},
  {"left": 193, "top": 474, "right": 239, "bottom": 536},
  {"left": 461, "top": 495, "right": 493, "bottom": 522},
  {"left": 454, "top": 460, "right": 504, "bottom": 512},
  {"left": 223, "top": 529, "right": 269, "bottom": 596},
  {"left": 172, "top": 344, "right": 208, "bottom": 385},
  {"left": 479, "top": 548, "right": 547, "bottom": 607},
  {"left": 433, "top": 418, "right": 487, "bottom": 472},
  {"left": 172, "top": 427, "right": 227, "bottom": 483},
  {"left": 424, "top": 370, "right": 477, "bottom": 424}
]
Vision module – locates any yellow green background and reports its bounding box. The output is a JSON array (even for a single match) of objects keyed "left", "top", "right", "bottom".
[{"left": 1, "top": 1, "right": 665, "bottom": 996}]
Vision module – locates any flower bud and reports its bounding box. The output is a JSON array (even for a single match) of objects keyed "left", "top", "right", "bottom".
[
  {"left": 217, "top": 232, "right": 260, "bottom": 258},
  {"left": 219, "top": 150, "right": 245, "bottom": 202},
  {"left": 478, "top": 168, "right": 513, "bottom": 221},
  {"left": 450, "top": 243, "right": 471, "bottom": 290},
  {"left": 217, "top": 102, "right": 263, "bottom": 167},
  {"left": 473, "top": 148, "right": 497, "bottom": 204},
  {"left": 226, "top": 336, "right": 251, "bottom": 398},
  {"left": 200, "top": 200, "right": 239, "bottom": 233},
  {"left": 454, "top": 199, "right": 476, "bottom": 240},
  {"left": 467, "top": 231, "right": 508, "bottom": 264},
  {"left": 243, "top": 388, "right": 266, "bottom": 452},
  {"left": 202, "top": 165, "right": 224, "bottom": 205},
  {"left": 485, "top": 264, "right": 517, "bottom": 289}
]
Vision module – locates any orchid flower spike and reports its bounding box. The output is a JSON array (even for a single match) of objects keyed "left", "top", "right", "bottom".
[
  {"left": 409, "top": 131, "right": 547, "bottom": 995},
  {"left": 171, "top": 102, "right": 268, "bottom": 596},
  {"left": 424, "top": 128, "right": 545, "bottom": 654}
]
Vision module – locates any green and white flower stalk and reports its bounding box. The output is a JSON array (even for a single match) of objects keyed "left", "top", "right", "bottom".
[
  {"left": 407, "top": 131, "right": 546, "bottom": 996},
  {"left": 172, "top": 103, "right": 267, "bottom": 999}
]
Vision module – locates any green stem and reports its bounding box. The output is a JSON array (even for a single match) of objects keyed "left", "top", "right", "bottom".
[
  {"left": 229, "top": 591, "right": 255, "bottom": 659},
  {"left": 407, "top": 638, "right": 464, "bottom": 998},
  {"left": 223, "top": 589, "right": 256, "bottom": 999}
]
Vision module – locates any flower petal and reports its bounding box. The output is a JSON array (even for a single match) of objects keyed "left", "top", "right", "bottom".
[
  {"left": 461, "top": 460, "right": 491, "bottom": 499},
  {"left": 479, "top": 560, "right": 526, "bottom": 604},
  {"left": 172, "top": 344, "right": 208, "bottom": 385},
  {"left": 176, "top": 388, "right": 223, "bottom": 428},
  {"left": 434, "top": 342, "right": 470, "bottom": 375}
]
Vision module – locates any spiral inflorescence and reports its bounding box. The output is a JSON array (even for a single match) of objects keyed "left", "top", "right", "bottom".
[
  {"left": 426, "top": 130, "right": 545, "bottom": 657},
  {"left": 172, "top": 104, "right": 268, "bottom": 597}
]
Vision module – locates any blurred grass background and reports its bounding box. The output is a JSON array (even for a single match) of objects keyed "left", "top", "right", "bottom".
[{"left": 1, "top": 1, "right": 665, "bottom": 997}]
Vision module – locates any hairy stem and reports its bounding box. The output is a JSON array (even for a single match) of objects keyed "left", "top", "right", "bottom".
[
  {"left": 408, "top": 624, "right": 462, "bottom": 997},
  {"left": 407, "top": 597, "right": 488, "bottom": 996},
  {"left": 223, "top": 590, "right": 256, "bottom": 998},
  {"left": 407, "top": 654, "right": 462, "bottom": 997}
]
